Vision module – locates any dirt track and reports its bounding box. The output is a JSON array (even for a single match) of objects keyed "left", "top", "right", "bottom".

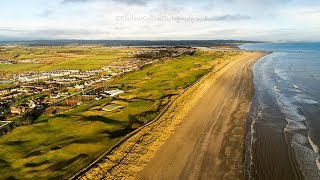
[{"left": 79, "top": 51, "right": 267, "bottom": 180}]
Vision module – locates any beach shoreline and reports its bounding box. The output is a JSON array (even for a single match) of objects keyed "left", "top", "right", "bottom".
[{"left": 78, "top": 50, "right": 268, "bottom": 180}]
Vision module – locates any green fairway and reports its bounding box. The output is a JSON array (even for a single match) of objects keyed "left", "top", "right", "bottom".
[{"left": 0, "top": 49, "right": 240, "bottom": 179}]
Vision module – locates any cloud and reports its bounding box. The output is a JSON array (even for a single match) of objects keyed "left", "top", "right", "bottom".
[
  {"left": 61, "top": 0, "right": 89, "bottom": 4},
  {"left": 208, "top": 14, "right": 251, "bottom": 21},
  {"left": 38, "top": 9, "right": 55, "bottom": 18},
  {"left": 0, "top": 28, "right": 110, "bottom": 39},
  {"left": 1, "top": 0, "right": 319, "bottom": 41},
  {"left": 116, "top": 0, "right": 149, "bottom": 6},
  {"left": 61, "top": 0, "right": 150, "bottom": 6}
]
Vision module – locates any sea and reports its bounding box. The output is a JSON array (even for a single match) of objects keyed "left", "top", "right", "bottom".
[{"left": 240, "top": 43, "right": 320, "bottom": 180}]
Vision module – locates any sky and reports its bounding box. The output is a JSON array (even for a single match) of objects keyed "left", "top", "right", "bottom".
[{"left": 0, "top": 0, "right": 319, "bottom": 41}]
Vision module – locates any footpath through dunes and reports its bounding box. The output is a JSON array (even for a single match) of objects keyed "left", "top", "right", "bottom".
[{"left": 78, "top": 51, "right": 268, "bottom": 180}]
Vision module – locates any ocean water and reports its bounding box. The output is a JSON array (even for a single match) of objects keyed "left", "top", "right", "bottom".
[{"left": 240, "top": 43, "right": 320, "bottom": 180}]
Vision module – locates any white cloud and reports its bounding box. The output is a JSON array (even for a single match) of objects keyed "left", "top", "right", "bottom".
[{"left": 0, "top": 0, "right": 319, "bottom": 41}]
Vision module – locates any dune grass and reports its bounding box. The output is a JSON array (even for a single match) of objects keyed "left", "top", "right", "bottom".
[{"left": 0, "top": 49, "right": 240, "bottom": 179}]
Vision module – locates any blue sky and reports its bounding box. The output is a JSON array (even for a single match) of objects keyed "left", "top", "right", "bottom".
[{"left": 0, "top": 0, "right": 319, "bottom": 41}]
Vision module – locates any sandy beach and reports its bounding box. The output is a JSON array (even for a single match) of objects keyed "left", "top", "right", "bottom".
[{"left": 78, "top": 51, "right": 268, "bottom": 180}]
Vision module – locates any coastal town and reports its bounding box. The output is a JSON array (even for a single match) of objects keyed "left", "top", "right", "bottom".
[{"left": 0, "top": 47, "right": 195, "bottom": 133}]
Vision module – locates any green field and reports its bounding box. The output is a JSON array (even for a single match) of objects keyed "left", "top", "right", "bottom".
[
  {"left": 0, "top": 46, "right": 135, "bottom": 73},
  {"left": 0, "top": 64, "right": 43, "bottom": 73},
  {"left": 0, "top": 83, "right": 15, "bottom": 90},
  {"left": 0, "top": 49, "right": 240, "bottom": 179}
]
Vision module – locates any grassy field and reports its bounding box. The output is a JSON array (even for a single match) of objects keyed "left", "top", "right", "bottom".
[
  {"left": 0, "top": 64, "right": 43, "bottom": 73},
  {"left": 0, "top": 46, "right": 135, "bottom": 73},
  {"left": 0, "top": 83, "right": 15, "bottom": 90},
  {"left": 0, "top": 49, "right": 241, "bottom": 179}
]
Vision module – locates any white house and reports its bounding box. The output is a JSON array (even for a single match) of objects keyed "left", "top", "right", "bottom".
[{"left": 105, "top": 89, "right": 124, "bottom": 97}]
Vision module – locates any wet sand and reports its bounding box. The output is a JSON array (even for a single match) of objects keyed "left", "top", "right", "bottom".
[{"left": 78, "top": 51, "right": 267, "bottom": 180}]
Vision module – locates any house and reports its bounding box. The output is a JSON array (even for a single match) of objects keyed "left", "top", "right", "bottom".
[
  {"left": 105, "top": 89, "right": 124, "bottom": 97},
  {"left": 59, "top": 92, "right": 70, "bottom": 97},
  {"left": 65, "top": 99, "right": 80, "bottom": 106},
  {"left": 95, "top": 96, "right": 102, "bottom": 101},
  {"left": 75, "top": 84, "right": 85, "bottom": 89},
  {"left": 27, "top": 100, "right": 36, "bottom": 109},
  {"left": 50, "top": 94, "right": 60, "bottom": 99},
  {"left": 11, "top": 106, "right": 26, "bottom": 115}
]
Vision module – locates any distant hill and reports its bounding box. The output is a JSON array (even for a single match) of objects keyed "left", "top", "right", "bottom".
[{"left": 0, "top": 40, "right": 261, "bottom": 47}]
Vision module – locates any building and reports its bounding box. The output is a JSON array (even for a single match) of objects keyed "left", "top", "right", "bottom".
[
  {"left": 11, "top": 106, "right": 26, "bottom": 115},
  {"left": 105, "top": 89, "right": 124, "bottom": 97}
]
